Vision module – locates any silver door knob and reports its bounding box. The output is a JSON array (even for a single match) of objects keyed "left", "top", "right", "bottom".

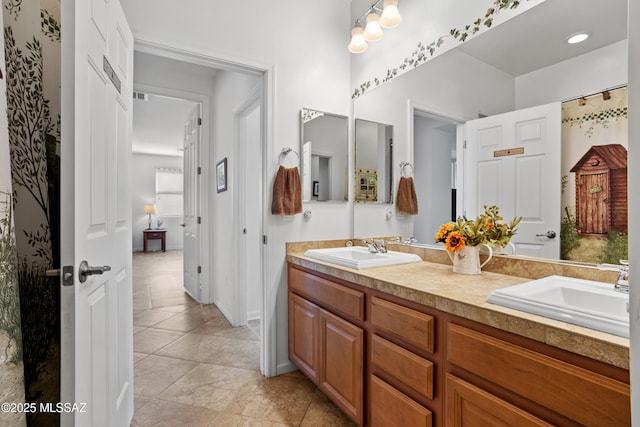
[
  {"left": 536, "top": 230, "right": 557, "bottom": 239},
  {"left": 79, "top": 260, "right": 111, "bottom": 283}
]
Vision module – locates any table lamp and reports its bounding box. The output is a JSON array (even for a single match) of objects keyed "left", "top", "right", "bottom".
[{"left": 143, "top": 204, "right": 156, "bottom": 230}]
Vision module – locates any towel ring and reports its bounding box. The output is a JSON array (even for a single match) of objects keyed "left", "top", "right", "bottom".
[
  {"left": 280, "top": 148, "right": 300, "bottom": 166},
  {"left": 400, "top": 161, "right": 413, "bottom": 178}
]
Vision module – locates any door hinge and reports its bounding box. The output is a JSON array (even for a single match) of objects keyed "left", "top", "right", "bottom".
[
  {"left": 197, "top": 266, "right": 202, "bottom": 274},
  {"left": 263, "top": 235, "right": 268, "bottom": 244},
  {"left": 197, "top": 216, "right": 201, "bottom": 224},
  {"left": 463, "top": 140, "right": 467, "bottom": 149},
  {"left": 198, "top": 117, "right": 202, "bottom": 126},
  {"left": 197, "top": 166, "right": 202, "bottom": 175}
]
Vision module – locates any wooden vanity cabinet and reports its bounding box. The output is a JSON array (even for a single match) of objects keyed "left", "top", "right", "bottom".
[
  {"left": 369, "top": 295, "right": 439, "bottom": 427},
  {"left": 288, "top": 266, "right": 365, "bottom": 426},
  {"left": 445, "top": 319, "right": 631, "bottom": 427},
  {"left": 288, "top": 263, "right": 631, "bottom": 427}
]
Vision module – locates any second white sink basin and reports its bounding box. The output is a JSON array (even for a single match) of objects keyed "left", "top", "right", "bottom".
[
  {"left": 487, "top": 275, "right": 629, "bottom": 337},
  {"left": 303, "top": 246, "right": 422, "bottom": 270}
]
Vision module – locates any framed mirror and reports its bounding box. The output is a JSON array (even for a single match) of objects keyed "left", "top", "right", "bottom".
[
  {"left": 300, "top": 108, "right": 349, "bottom": 202},
  {"left": 352, "top": 0, "right": 628, "bottom": 261},
  {"left": 354, "top": 119, "right": 393, "bottom": 203}
]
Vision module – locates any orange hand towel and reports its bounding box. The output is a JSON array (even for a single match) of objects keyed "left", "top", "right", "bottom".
[
  {"left": 271, "top": 166, "right": 302, "bottom": 215},
  {"left": 396, "top": 176, "right": 418, "bottom": 215}
]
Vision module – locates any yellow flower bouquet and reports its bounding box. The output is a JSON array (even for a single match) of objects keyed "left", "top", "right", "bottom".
[{"left": 435, "top": 205, "right": 522, "bottom": 252}]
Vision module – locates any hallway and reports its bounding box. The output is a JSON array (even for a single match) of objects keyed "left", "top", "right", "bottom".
[{"left": 130, "top": 250, "right": 355, "bottom": 426}]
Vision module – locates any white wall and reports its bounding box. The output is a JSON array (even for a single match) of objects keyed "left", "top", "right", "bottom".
[
  {"left": 515, "top": 40, "right": 628, "bottom": 108},
  {"left": 131, "top": 153, "right": 184, "bottom": 251}
]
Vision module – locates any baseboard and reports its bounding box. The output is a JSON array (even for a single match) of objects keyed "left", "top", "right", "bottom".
[
  {"left": 247, "top": 310, "right": 261, "bottom": 321},
  {"left": 276, "top": 360, "right": 298, "bottom": 376}
]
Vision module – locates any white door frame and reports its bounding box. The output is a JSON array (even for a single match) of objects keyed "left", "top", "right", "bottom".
[
  {"left": 409, "top": 100, "right": 466, "bottom": 218},
  {"left": 133, "top": 38, "right": 275, "bottom": 376},
  {"left": 232, "top": 85, "right": 262, "bottom": 327}
]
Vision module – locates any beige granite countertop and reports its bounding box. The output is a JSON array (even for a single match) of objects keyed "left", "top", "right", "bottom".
[{"left": 286, "top": 239, "right": 629, "bottom": 370}]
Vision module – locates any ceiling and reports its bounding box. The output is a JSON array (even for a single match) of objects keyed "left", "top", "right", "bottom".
[
  {"left": 457, "top": 0, "right": 628, "bottom": 77},
  {"left": 132, "top": 93, "right": 199, "bottom": 157}
]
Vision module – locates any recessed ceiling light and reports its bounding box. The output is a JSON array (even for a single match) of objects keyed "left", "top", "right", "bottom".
[{"left": 567, "top": 33, "right": 589, "bottom": 44}]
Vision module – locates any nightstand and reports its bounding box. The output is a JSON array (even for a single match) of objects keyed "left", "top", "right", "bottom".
[{"left": 143, "top": 229, "right": 167, "bottom": 253}]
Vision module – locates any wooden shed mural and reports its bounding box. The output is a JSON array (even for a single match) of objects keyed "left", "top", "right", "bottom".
[{"left": 570, "top": 144, "right": 627, "bottom": 235}]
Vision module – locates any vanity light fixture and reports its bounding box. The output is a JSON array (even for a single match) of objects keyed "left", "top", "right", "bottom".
[
  {"left": 379, "top": 0, "right": 402, "bottom": 28},
  {"left": 363, "top": 10, "right": 384, "bottom": 41},
  {"left": 567, "top": 32, "right": 589, "bottom": 44},
  {"left": 348, "top": 26, "right": 369, "bottom": 53},
  {"left": 349, "top": 0, "right": 402, "bottom": 53}
]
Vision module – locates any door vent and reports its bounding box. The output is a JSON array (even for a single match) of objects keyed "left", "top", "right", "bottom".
[{"left": 132, "top": 91, "right": 148, "bottom": 101}]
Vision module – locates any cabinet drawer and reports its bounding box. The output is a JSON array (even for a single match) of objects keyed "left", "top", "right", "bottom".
[
  {"left": 370, "top": 375, "right": 432, "bottom": 427},
  {"left": 145, "top": 232, "right": 164, "bottom": 239},
  {"left": 447, "top": 323, "right": 630, "bottom": 427},
  {"left": 371, "top": 334, "right": 433, "bottom": 401},
  {"left": 371, "top": 296, "right": 434, "bottom": 354},
  {"left": 445, "top": 374, "right": 552, "bottom": 427},
  {"left": 289, "top": 266, "right": 365, "bottom": 321}
]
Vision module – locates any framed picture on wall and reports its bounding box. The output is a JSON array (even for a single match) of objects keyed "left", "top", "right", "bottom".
[
  {"left": 312, "top": 181, "right": 319, "bottom": 197},
  {"left": 216, "top": 158, "right": 228, "bottom": 193}
]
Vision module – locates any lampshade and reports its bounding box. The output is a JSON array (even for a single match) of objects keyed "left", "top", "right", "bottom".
[
  {"left": 143, "top": 204, "right": 157, "bottom": 214},
  {"left": 348, "top": 26, "right": 368, "bottom": 53},
  {"left": 363, "top": 12, "right": 384, "bottom": 42},
  {"left": 379, "top": 0, "right": 402, "bottom": 28}
]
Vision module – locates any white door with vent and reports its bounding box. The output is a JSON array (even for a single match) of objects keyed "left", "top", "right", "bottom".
[
  {"left": 60, "top": 0, "right": 134, "bottom": 425},
  {"left": 464, "top": 103, "right": 561, "bottom": 259},
  {"left": 183, "top": 104, "right": 201, "bottom": 300}
]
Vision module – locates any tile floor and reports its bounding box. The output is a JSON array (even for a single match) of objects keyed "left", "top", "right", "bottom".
[{"left": 131, "top": 250, "right": 355, "bottom": 426}]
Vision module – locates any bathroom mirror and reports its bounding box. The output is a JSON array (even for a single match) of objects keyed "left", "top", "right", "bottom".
[
  {"left": 354, "top": 119, "right": 393, "bottom": 203},
  {"left": 300, "top": 108, "right": 349, "bottom": 202},
  {"left": 352, "top": 0, "right": 628, "bottom": 261}
]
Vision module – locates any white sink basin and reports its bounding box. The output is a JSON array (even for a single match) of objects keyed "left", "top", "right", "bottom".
[
  {"left": 303, "top": 246, "right": 422, "bottom": 270},
  {"left": 487, "top": 275, "right": 629, "bottom": 337}
]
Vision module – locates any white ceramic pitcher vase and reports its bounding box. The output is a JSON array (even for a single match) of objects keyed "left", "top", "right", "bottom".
[{"left": 447, "top": 244, "right": 493, "bottom": 275}]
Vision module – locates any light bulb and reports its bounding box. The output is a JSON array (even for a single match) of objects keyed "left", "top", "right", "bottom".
[
  {"left": 380, "top": 0, "right": 402, "bottom": 28},
  {"left": 348, "top": 26, "right": 368, "bottom": 53},
  {"left": 363, "top": 12, "right": 384, "bottom": 42}
]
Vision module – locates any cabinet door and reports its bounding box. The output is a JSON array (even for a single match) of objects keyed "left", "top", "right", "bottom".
[
  {"left": 371, "top": 375, "right": 432, "bottom": 427},
  {"left": 446, "top": 374, "right": 552, "bottom": 427},
  {"left": 289, "top": 293, "right": 320, "bottom": 383},
  {"left": 320, "top": 309, "right": 364, "bottom": 426}
]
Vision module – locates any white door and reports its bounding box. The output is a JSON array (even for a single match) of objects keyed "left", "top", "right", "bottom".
[
  {"left": 183, "top": 104, "right": 201, "bottom": 300},
  {"left": 60, "top": 0, "right": 134, "bottom": 426},
  {"left": 464, "top": 103, "right": 561, "bottom": 258}
]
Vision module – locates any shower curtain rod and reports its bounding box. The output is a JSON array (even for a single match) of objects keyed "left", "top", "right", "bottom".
[{"left": 562, "top": 84, "right": 627, "bottom": 103}]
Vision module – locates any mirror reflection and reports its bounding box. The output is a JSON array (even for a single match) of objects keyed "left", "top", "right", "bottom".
[
  {"left": 300, "top": 108, "right": 348, "bottom": 202},
  {"left": 352, "top": 0, "right": 628, "bottom": 262},
  {"left": 354, "top": 119, "right": 393, "bottom": 203}
]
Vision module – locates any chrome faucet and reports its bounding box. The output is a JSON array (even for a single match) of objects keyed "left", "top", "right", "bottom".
[
  {"left": 598, "top": 260, "right": 629, "bottom": 293},
  {"left": 362, "top": 239, "right": 387, "bottom": 253},
  {"left": 615, "top": 260, "right": 629, "bottom": 293}
]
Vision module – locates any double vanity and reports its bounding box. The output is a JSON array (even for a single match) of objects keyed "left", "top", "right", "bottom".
[{"left": 287, "top": 240, "right": 630, "bottom": 427}]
